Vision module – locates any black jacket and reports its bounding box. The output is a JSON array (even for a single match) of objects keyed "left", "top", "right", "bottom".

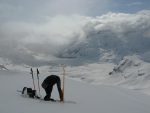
[{"left": 42, "top": 75, "right": 61, "bottom": 89}]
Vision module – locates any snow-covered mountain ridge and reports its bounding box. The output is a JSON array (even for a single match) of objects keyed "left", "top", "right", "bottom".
[
  {"left": 107, "top": 56, "right": 150, "bottom": 95},
  {"left": 66, "top": 55, "right": 150, "bottom": 95}
]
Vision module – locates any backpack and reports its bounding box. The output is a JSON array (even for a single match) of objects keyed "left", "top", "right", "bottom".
[{"left": 22, "top": 87, "right": 37, "bottom": 98}]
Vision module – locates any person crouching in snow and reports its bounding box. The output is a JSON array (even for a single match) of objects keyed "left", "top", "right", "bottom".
[{"left": 42, "top": 75, "right": 63, "bottom": 101}]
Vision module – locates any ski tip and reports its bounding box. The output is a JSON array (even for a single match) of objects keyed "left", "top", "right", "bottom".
[
  {"left": 37, "top": 68, "right": 40, "bottom": 74},
  {"left": 30, "top": 68, "right": 33, "bottom": 73}
]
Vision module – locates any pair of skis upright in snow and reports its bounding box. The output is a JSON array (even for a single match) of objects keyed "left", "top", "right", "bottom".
[{"left": 30, "top": 68, "right": 41, "bottom": 98}]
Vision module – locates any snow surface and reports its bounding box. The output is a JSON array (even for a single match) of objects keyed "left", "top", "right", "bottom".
[{"left": 1, "top": 66, "right": 150, "bottom": 113}]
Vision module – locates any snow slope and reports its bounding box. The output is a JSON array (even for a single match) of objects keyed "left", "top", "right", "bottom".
[{"left": 0, "top": 70, "right": 150, "bottom": 113}]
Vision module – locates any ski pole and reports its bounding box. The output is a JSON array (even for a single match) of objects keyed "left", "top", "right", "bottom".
[
  {"left": 30, "top": 68, "right": 35, "bottom": 90},
  {"left": 37, "top": 68, "right": 41, "bottom": 97},
  {"left": 62, "top": 64, "right": 66, "bottom": 102}
]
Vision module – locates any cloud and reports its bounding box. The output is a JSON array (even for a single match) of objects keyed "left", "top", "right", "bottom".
[
  {"left": 0, "top": 10, "right": 150, "bottom": 66},
  {"left": 0, "top": 15, "right": 88, "bottom": 66}
]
